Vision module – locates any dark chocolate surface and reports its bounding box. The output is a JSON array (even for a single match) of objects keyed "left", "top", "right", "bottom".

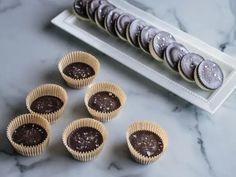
[
  {"left": 129, "top": 130, "right": 163, "bottom": 157},
  {"left": 116, "top": 13, "right": 135, "bottom": 39},
  {"left": 95, "top": 4, "right": 115, "bottom": 28},
  {"left": 179, "top": 53, "right": 204, "bottom": 81},
  {"left": 164, "top": 42, "right": 188, "bottom": 71},
  {"left": 87, "top": 0, "right": 107, "bottom": 21},
  {"left": 73, "top": 0, "right": 89, "bottom": 19},
  {"left": 105, "top": 8, "right": 122, "bottom": 36},
  {"left": 152, "top": 31, "right": 176, "bottom": 58},
  {"left": 63, "top": 62, "right": 95, "bottom": 79},
  {"left": 30, "top": 96, "right": 63, "bottom": 114},
  {"left": 12, "top": 123, "right": 47, "bottom": 146},
  {"left": 88, "top": 91, "right": 121, "bottom": 112},
  {"left": 127, "top": 19, "right": 146, "bottom": 47},
  {"left": 139, "top": 26, "right": 159, "bottom": 53},
  {"left": 67, "top": 127, "right": 103, "bottom": 152},
  {"left": 196, "top": 60, "right": 224, "bottom": 90}
]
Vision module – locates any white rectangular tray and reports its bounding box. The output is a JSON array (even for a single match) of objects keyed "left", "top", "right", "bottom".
[{"left": 51, "top": 0, "right": 236, "bottom": 114}]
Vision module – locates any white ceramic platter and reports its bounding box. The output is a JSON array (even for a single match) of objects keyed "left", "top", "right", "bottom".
[{"left": 51, "top": 0, "right": 236, "bottom": 114}]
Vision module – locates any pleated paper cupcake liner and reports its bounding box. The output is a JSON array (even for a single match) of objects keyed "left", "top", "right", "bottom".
[
  {"left": 26, "top": 84, "right": 68, "bottom": 123},
  {"left": 58, "top": 51, "right": 100, "bottom": 89},
  {"left": 6, "top": 113, "right": 51, "bottom": 156},
  {"left": 62, "top": 118, "right": 108, "bottom": 161},
  {"left": 84, "top": 82, "right": 126, "bottom": 122},
  {"left": 126, "top": 121, "right": 168, "bottom": 164}
]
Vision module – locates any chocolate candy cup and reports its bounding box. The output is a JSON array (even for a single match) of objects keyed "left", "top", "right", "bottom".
[
  {"left": 84, "top": 82, "right": 126, "bottom": 122},
  {"left": 26, "top": 84, "right": 68, "bottom": 123},
  {"left": 126, "top": 121, "right": 168, "bottom": 164},
  {"left": 7, "top": 113, "right": 51, "bottom": 156},
  {"left": 63, "top": 118, "right": 107, "bottom": 161}
]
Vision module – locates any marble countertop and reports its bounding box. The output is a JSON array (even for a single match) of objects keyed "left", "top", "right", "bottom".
[{"left": 0, "top": 0, "right": 236, "bottom": 177}]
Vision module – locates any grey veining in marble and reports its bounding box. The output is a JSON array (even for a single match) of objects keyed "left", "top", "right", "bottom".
[{"left": 0, "top": 0, "right": 236, "bottom": 177}]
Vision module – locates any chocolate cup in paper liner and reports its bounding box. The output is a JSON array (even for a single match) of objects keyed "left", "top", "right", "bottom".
[
  {"left": 62, "top": 118, "right": 108, "bottom": 161},
  {"left": 26, "top": 84, "right": 68, "bottom": 123},
  {"left": 84, "top": 82, "right": 126, "bottom": 122},
  {"left": 126, "top": 121, "right": 168, "bottom": 164},
  {"left": 6, "top": 113, "right": 51, "bottom": 156},
  {"left": 58, "top": 51, "right": 100, "bottom": 89}
]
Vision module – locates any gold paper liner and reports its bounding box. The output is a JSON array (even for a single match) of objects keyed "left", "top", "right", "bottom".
[
  {"left": 6, "top": 113, "right": 51, "bottom": 156},
  {"left": 84, "top": 82, "right": 126, "bottom": 122},
  {"left": 58, "top": 51, "right": 100, "bottom": 89},
  {"left": 26, "top": 84, "right": 68, "bottom": 123},
  {"left": 62, "top": 118, "right": 108, "bottom": 161},
  {"left": 126, "top": 121, "right": 168, "bottom": 165}
]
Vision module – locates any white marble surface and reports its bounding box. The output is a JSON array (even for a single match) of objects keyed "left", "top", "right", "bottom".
[{"left": 0, "top": 0, "right": 236, "bottom": 177}]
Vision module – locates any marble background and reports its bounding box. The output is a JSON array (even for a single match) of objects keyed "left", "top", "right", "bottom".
[{"left": 0, "top": 0, "right": 236, "bottom": 177}]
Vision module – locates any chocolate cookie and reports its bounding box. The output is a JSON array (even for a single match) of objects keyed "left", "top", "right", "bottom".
[
  {"left": 63, "top": 62, "right": 95, "bottom": 80},
  {"left": 115, "top": 13, "right": 135, "bottom": 41},
  {"left": 164, "top": 42, "right": 188, "bottom": 72},
  {"left": 138, "top": 26, "right": 159, "bottom": 53},
  {"left": 129, "top": 130, "right": 163, "bottom": 157},
  {"left": 194, "top": 60, "right": 224, "bottom": 90},
  {"left": 149, "top": 31, "right": 176, "bottom": 62},
  {"left": 178, "top": 53, "right": 204, "bottom": 82},
  {"left": 12, "top": 123, "right": 47, "bottom": 146},
  {"left": 30, "top": 96, "right": 64, "bottom": 114},
  {"left": 126, "top": 19, "right": 146, "bottom": 47},
  {"left": 86, "top": 0, "right": 107, "bottom": 22},
  {"left": 104, "top": 8, "right": 122, "bottom": 36},
  {"left": 95, "top": 4, "right": 115, "bottom": 29},
  {"left": 88, "top": 91, "right": 121, "bottom": 113},
  {"left": 73, "top": 0, "right": 90, "bottom": 20},
  {"left": 67, "top": 127, "right": 103, "bottom": 152}
]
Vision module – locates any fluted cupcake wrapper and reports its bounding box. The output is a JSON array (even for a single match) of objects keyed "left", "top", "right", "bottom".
[
  {"left": 62, "top": 118, "right": 108, "bottom": 161},
  {"left": 126, "top": 121, "right": 168, "bottom": 165},
  {"left": 84, "top": 82, "right": 126, "bottom": 122},
  {"left": 6, "top": 113, "right": 51, "bottom": 156},
  {"left": 26, "top": 84, "right": 68, "bottom": 123},
  {"left": 58, "top": 51, "right": 100, "bottom": 89}
]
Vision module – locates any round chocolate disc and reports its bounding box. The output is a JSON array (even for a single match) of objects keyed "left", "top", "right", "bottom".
[
  {"left": 164, "top": 42, "right": 188, "bottom": 72},
  {"left": 196, "top": 60, "right": 224, "bottom": 90},
  {"left": 95, "top": 4, "right": 115, "bottom": 28},
  {"left": 179, "top": 53, "right": 204, "bottom": 81},
  {"left": 88, "top": 91, "right": 121, "bottom": 113},
  {"left": 86, "top": 0, "right": 107, "bottom": 22},
  {"left": 115, "top": 13, "right": 135, "bottom": 40},
  {"left": 73, "top": 0, "right": 89, "bottom": 20},
  {"left": 129, "top": 130, "right": 163, "bottom": 157},
  {"left": 105, "top": 8, "right": 122, "bottom": 36},
  {"left": 139, "top": 26, "right": 159, "bottom": 53},
  {"left": 126, "top": 19, "right": 146, "bottom": 47},
  {"left": 30, "top": 96, "right": 63, "bottom": 114},
  {"left": 152, "top": 31, "right": 176, "bottom": 59},
  {"left": 12, "top": 123, "right": 47, "bottom": 146},
  {"left": 67, "top": 127, "right": 103, "bottom": 152},
  {"left": 63, "top": 62, "right": 95, "bottom": 79}
]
